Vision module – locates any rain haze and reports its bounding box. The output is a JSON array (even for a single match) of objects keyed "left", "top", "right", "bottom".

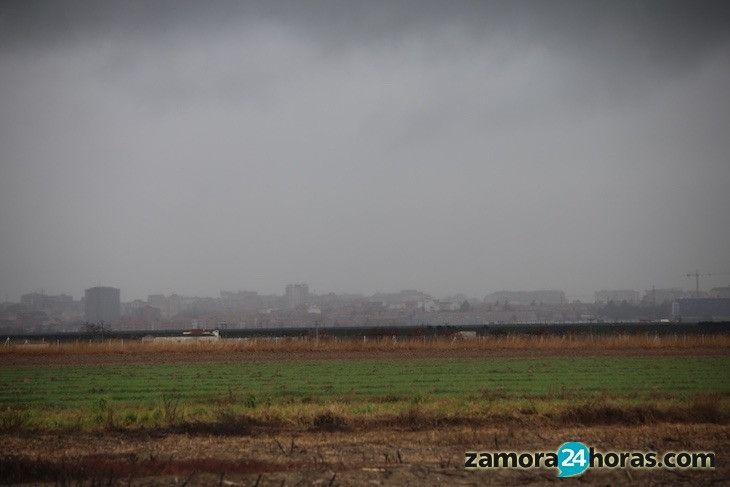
[{"left": 1, "top": 0, "right": 729, "bottom": 302}]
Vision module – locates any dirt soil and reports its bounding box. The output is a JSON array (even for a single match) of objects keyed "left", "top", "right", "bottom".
[
  {"left": 1, "top": 347, "right": 727, "bottom": 366},
  {"left": 2, "top": 423, "right": 727, "bottom": 486}
]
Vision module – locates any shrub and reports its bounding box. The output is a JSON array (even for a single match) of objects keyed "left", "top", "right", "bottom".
[
  {"left": 161, "top": 395, "right": 180, "bottom": 424},
  {"left": 0, "top": 409, "right": 28, "bottom": 432},
  {"left": 311, "top": 411, "right": 348, "bottom": 432}
]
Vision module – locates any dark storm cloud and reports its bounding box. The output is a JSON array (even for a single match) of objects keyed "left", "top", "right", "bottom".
[
  {"left": 3, "top": 1, "right": 729, "bottom": 61},
  {"left": 0, "top": 1, "right": 729, "bottom": 301}
]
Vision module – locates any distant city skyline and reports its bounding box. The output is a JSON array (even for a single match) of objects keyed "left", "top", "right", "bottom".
[
  {"left": 5, "top": 279, "right": 730, "bottom": 304},
  {"left": 6, "top": 282, "right": 729, "bottom": 333}
]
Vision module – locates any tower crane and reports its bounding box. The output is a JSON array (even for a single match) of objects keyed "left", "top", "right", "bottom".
[{"left": 684, "top": 271, "right": 730, "bottom": 297}]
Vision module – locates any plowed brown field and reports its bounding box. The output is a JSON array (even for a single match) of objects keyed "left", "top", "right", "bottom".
[{"left": 2, "top": 423, "right": 728, "bottom": 486}]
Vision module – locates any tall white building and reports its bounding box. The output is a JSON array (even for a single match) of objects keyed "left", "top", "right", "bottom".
[
  {"left": 285, "top": 283, "right": 309, "bottom": 309},
  {"left": 84, "top": 287, "right": 120, "bottom": 324}
]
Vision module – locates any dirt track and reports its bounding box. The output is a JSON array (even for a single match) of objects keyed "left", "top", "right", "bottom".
[{"left": 2, "top": 423, "right": 728, "bottom": 486}]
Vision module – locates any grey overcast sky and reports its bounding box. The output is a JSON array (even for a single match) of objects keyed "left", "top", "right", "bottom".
[{"left": 1, "top": 1, "right": 729, "bottom": 301}]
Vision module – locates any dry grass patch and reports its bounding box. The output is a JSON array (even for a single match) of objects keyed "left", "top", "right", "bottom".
[{"left": 2, "top": 333, "right": 729, "bottom": 358}]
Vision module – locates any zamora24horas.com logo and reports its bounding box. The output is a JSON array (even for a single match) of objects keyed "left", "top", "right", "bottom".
[{"left": 465, "top": 441, "right": 716, "bottom": 477}]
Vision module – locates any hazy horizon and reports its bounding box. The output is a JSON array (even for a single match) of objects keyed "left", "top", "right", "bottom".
[
  {"left": 2, "top": 1, "right": 730, "bottom": 302},
  {"left": 3, "top": 284, "right": 718, "bottom": 305}
]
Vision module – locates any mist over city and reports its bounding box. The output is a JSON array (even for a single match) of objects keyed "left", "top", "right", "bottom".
[
  {"left": 1, "top": 0, "right": 730, "bottom": 330},
  {"left": 2, "top": 3, "right": 730, "bottom": 486},
  {"left": 1, "top": 1, "right": 729, "bottom": 308}
]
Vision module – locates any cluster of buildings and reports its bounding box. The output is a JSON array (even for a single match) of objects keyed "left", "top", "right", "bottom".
[
  {"left": 593, "top": 288, "right": 700, "bottom": 306},
  {"left": 2, "top": 284, "right": 730, "bottom": 333},
  {"left": 593, "top": 287, "right": 730, "bottom": 322}
]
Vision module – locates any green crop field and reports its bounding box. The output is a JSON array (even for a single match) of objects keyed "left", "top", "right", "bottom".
[
  {"left": 1, "top": 356, "right": 728, "bottom": 431},
  {"left": 1, "top": 356, "right": 729, "bottom": 406}
]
